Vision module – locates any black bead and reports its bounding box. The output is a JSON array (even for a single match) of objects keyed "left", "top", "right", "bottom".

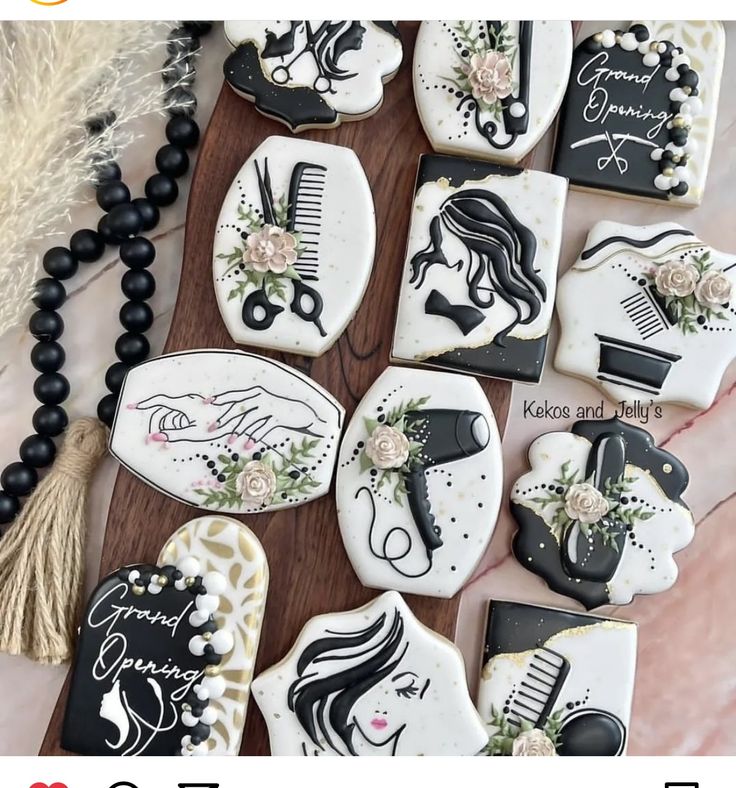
[
  {"left": 671, "top": 181, "right": 689, "bottom": 197},
  {"left": 162, "top": 55, "right": 196, "bottom": 87},
  {"left": 70, "top": 229, "right": 105, "bottom": 263},
  {"left": 107, "top": 203, "right": 143, "bottom": 240},
  {"left": 678, "top": 70, "right": 699, "bottom": 89},
  {"left": 121, "top": 269, "right": 156, "bottom": 301},
  {"left": 29, "top": 310, "right": 64, "bottom": 341},
  {"left": 191, "top": 722, "right": 210, "bottom": 742},
  {"left": 19, "top": 434, "right": 56, "bottom": 469},
  {"left": 97, "top": 394, "right": 119, "bottom": 427},
  {"left": 132, "top": 198, "right": 160, "bottom": 232},
  {"left": 33, "top": 278, "right": 67, "bottom": 310},
  {"left": 86, "top": 111, "right": 117, "bottom": 136},
  {"left": 96, "top": 180, "right": 131, "bottom": 211},
  {"left": 166, "top": 115, "right": 200, "bottom": 149},
  {"left": 115, "top": 332, "right": 150, "bottom": 364},
  {"left": 34, "top": 373, "right": 70, "bottom": 406},
  {"left": 629, "top": 23, "right": 649, "bottom": 42},
  {"left": 145, "top": 173, "right": 179, "bottom": 206},
  {"left": 97, "top": 214, "right": 122, "bottom": 246},
  {"left": 105, "top": 362, "right": 129, "bottom": 394},
  {"left": 121, "top": 237, "right": 156, "bottom": 269},
  {"left": 583, "top": 36, "right": 603, "bottom": 54},
  {"left": 120, "top": 301, "right": 154, "bottom": 332},
  {"left": 1, "top": 462, "right": 38, "bottom": 497},
  {"left": 31, "top": 341, "right": 66, "bottom": 373},
  {"left": 156, "top": 144, "right": 190, "bottom": 178},
  {"left": 33, "top": 405, "right": 68, "bottom": 437},
  {"left": 182, "top": 21, "right": 213, "bottom": 36},
  {"left": 670, "top": 130, "right": 688, "bottom": 147},
  {"left": 43, "top": 247, "right": 78, "bottom": 280},
  {"left": 94, "top": 160, "right": 122, "bottom": 184},
  {"left": 0, "top": 491, "right": 20, "bottom": 525},
  {"left": 166, "top": 86, "right": 197, "bottom": 118},
  {"left": 167, "top": 27, "right": 200, "bottom": 56}
]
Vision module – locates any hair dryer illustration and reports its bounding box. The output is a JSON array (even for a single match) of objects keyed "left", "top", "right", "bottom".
[{"left": 402, "top": 408, "right": 490, "bottom": 559}]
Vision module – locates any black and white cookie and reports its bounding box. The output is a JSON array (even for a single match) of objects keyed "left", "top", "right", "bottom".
[
  {"left": 555, "top": 221, "right": 736, "bottom": 410},
  {"left": 109, "top": 349, "right": 344, "bottom": 513},
  {"left": 553, "top": 21, "right": 725, "bottom": 206},
  {"left": 479, "top": 600, "right": 637, "bottom": 756},
  {"left": 511, "top": 418, "right": 694, "bottom": 609},
  {"left": 414, "top": 21, "right": 573, "bottom": 164},
  {"left": 62, "top": 515, "right": 268, "bottom": 756},
  {"left": 391, "top": 154, "right": 567, "bottom": 383},
  {"left": 336, "top": 366, "right": 503, "bottom": 598},
  {"left": 224, "top": 21, "right": 403, "bottom": 131},
  {"left": 213, "top": 136, "right": 376, "bottom": 356}
]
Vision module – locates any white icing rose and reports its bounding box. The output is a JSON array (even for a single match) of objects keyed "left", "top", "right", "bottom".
[
  {"left": 235, "top": 460, "right": 277, "bottom": 507},
  {"left": 512, "top": 728, "right": 557, "bottom": 756},
  {"left": 243, "top": 224, "right": 298, "bottom": 274},
  {"left": 365, "top": 424, "right": 410, "bottom": 470},
  {"left": 564, "top": 482, "right": 609, "bottom": 525},
  {"left": 654, "top": 260, "right": 699, "bottom": 298},
  {"left": 462, "top": 51, "right": 513, "bottom": 105},
  {"left": 694, "top": 270, "right": 732, "bottom": 308}
]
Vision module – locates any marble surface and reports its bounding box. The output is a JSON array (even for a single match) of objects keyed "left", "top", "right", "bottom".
[{"left": 0, "top": 22, "right": 734, "bottom": 755}]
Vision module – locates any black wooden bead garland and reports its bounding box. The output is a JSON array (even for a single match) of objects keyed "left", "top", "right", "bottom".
[{"left": 0, "top": 21, "right": 213, "bottom": 529}]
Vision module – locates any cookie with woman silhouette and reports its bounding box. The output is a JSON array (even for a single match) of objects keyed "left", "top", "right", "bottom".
[
  {"left": 213, "top": 136, "right": 376, "bottom": 356},
  {"left": 336, "top": 366, "right": 503, "bottom": 598},
  {"left": 109, "top": 349, "right": 344, "bottom": 513},
  {"left": 478, "top": 600, "right": 637, "bottom": 756},
  {"left": 224, "top": 22, "right": 403, "bottom": 131},
  {"left": 252, "top": 591, "right": 488, "bottom": 755},
  {"left": 510, "top": 417, "right": 694, "bottom": 609},
  {"left": 63, "top": 515, "right": 268, "bottom": 755},
  {"left": 391, "top": 154, "right": 567, "bottom": 383}
]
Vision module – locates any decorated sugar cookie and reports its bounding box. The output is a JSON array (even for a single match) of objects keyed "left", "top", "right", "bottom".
[
  {"left": 62, "top": 515, "right": 268, "bottom": 756},
  {"left": 553, "top": 21, "right": 725, "bottom": 206},
  {"left": 252, "top": 591, "right": 488, "bottom": 755},
  {"left": 414, "top": 21, "right": 572, "bottom": 164},
  {"left": 109, "top": 349, "right": 344, "bottom": 513},
  {"left": 213, "top": 136, "right": 375, "bottom": 356},
  {"left": 478, "top": 601, "right": 637, "bottom": 756},
  {"left": 555, "top": 221, "right": 736, "bottom": 410},
  {"left": 336, "top": 366, "right": 502, "bottom": 598},
  {"left": 391, "top": 154, "right": 567, "bottom": 383},
  {"left": 224, "top": 21, "right": 403, "bottom": 132},
  {"left": 511, "top": 418, "right": 694, "bottom": 609}
]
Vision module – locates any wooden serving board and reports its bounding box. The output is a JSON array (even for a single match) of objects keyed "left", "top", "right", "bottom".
[{"left": 40, "top": 22, "right": 511, "bottom": 756}]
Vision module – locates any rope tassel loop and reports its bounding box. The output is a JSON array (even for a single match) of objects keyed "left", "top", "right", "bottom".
[{"left": 0, "top": 418, "right": 108, "bottom": 664}]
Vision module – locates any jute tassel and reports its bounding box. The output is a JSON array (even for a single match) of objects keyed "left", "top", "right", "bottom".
[{"left": 0, "top": 417, "right": 108, "bottom": 664}]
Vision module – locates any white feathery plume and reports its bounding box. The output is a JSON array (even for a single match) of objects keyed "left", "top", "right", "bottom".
[{"left": 0, "top": 21, "right": 196, "bottom": 338}]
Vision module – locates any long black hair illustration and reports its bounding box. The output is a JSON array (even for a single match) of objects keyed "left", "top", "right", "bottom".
[
  {"left": 410, "top": 188, "right": 543, "bottom": 345},
  {"left": 288, "top": 608, "right": 409, "bottom": 755}
]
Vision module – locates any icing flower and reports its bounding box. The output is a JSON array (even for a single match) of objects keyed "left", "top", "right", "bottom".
[
  {"left": 462, "top": 51, "right": 513, "bottom": 105},
  {"left": 654, "top": 260, "right": 699, "bottom": 298},
  {"left": 512, "top": 728, "right": 558, "bottom": 757},
  {"left": 243, "top": 224, "right": 298, "bottom": 274},
  {"left": 365, "top": 424, "right": 410, "bottom": 470},
  {"left": 236, "top": 460, "right": 277, "bottom": 507},
  {"left": 694, "top": 269, "right": 732, "bottom": 308},
  {"left": 564, "top": 482, "right": 609, "bottom": 525}
]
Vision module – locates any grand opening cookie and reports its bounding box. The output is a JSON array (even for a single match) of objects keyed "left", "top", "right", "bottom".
[
  {"left": 414, "top": 21, "right": 572, "bottom": 164},
  {"left": 224, "top": 21, "right": 403, "bottom": 131},
  {"left": 109, "top": 349, "right": 344, "bottom": 513},
  {"left": 553, "top": 22, "right": 725, "bottom": 206},
  {"left": 336, "top": 366, "right": 503, "bottom": 598},
  {"left": 511, "top": 418, "right": 694, "bottom": 609},
  {"left": 478, "top": 600, "right": 637, "bottom": 756},
  {"left": 391, "top": 154, "right": 567, "bottom": 383},
  {"left": 555, "top": 221, "right": 736, "bottom": 410},
  {"left": 62, "top": 515, "right": 268, "bottom": 756},
  {"left": 251, "top": 591, "right": 488, "bottom": 755},
  {"left": 213, "top": 136, "right": 376, "bottom": 356}
]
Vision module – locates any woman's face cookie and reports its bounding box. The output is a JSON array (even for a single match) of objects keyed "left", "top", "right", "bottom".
[{"left": 252, "top": 591, "right": 488, "bottom": 755}]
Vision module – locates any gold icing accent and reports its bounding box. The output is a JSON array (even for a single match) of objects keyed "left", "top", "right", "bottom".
[{"left": 201, "top": 538, "right": 235, "bottom": 560}]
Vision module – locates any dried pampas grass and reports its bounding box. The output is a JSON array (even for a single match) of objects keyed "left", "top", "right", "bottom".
[{"left": 0, "top": 21, "right": 194, "bottom": 338}]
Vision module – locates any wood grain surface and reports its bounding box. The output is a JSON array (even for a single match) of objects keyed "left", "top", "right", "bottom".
[{"left": 40, "top": 22, "right": 511, "bottom": 756}]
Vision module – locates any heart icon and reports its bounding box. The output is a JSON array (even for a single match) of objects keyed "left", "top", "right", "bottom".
[{"left": 30, "top": 782, "right": 67, "bottom": 788}]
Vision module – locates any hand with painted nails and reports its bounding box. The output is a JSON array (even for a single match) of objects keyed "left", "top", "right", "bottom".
[{"left": 129, "top": 387, "right": 327, "bottom": 445}]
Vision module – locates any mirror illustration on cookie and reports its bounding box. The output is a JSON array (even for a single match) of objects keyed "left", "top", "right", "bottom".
[
  {"left": 223, "top": 21, "right": 403, "bottom": 131},
  {"left": 478, "top": 601, "right": 637, "bottom": 756},
  {"left": 251, "top": 591, "right": 488, "bottom": 755},
  {"left": 510, "top": 418, "right": 694, "bottom": 609}
]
